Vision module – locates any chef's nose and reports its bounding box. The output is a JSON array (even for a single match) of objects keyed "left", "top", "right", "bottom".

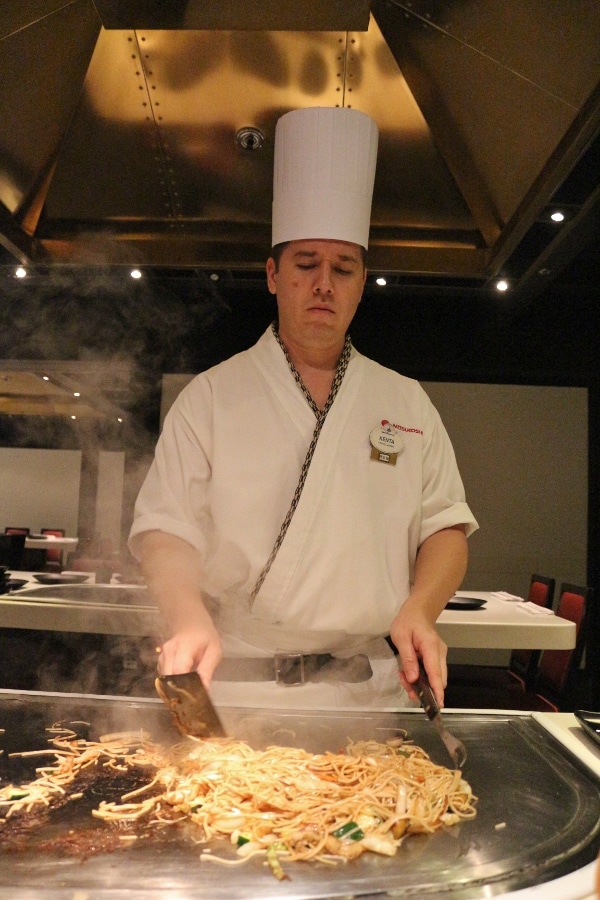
[{"left": 314, "top": 262, "right": 334, "bottom": 294}]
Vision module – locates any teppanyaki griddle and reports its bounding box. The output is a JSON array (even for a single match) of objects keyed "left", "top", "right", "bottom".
[{"left": 0, "top": 689, "right": 598, "bottom": 900}]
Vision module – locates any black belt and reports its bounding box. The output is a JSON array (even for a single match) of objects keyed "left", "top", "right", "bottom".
[{"left": 214, "top": 652, "right": 373, "bottom": 685}]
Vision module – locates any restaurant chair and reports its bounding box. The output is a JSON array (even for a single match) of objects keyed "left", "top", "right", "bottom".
[
  {"left": 6, "top": 527, "right": 49, "bottom": 570},
  {"left": 500, "top": 574, "right": 556, "bottom": 691},
  {"left": 41, "top": 528, "right": 65, "bottom": 569},
  {"left": 529, "top": 582, "right": 593, "bottom": 712},
  {"left": 445, "top": 575, "right": 555, "bottom": 707},
  {"left": 0, "top": 533, "right": 26, "bottom": 569}
]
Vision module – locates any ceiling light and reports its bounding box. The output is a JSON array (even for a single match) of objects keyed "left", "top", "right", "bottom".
[
  {"left": 130, "top": 268, "right": 142, "bottom": 279},
  {"left": 73, "top": 391, "right": 80, "bottom": 397},
  {"left": 375, "top": 276, "right": 387, "bottom": 286},
  {"left": 42, "top": 375, "right": 49, "bottom": 381},
  {"left": 550, "top": 210, "right": 565, "bottom": 222},
  {"left": 70, "top": 415, "right": 77, "bottom": 420},
  {"left": 495, "top": 279, "right": 510, "bottom": 292},
  {"left": 15, "top": 267, "right": 27, "bottom": 278}
]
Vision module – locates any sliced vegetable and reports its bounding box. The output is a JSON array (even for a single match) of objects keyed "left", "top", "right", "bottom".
[
  {"left": 359, "top": 833, "right": 397, "bottom": 856},
  {"left": 332, "top": 821, "right": 364, "bottom": 841},
  {"left": 266, "top": 843, "right": 288, "bottom": 881}
]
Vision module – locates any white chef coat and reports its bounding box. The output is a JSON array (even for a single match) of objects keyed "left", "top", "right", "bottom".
[{"left": 129, "top": 326, "right": 478, "bottom": 708}]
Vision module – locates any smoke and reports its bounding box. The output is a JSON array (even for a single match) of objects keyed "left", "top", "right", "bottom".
[
  {"left": 0, "top": 264, "right": 274, "bottom": 702},
  {"left": 0, "top": 265, "right": 233, "bottom": 547}
]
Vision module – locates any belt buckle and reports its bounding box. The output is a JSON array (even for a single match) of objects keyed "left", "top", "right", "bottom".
[{"left": 274, "top": 652, "right": 306, "bottom": 686}]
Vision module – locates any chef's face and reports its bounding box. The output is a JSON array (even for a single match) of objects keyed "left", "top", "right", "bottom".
[{"left": 266, "top": 239, "right": 367, "bottom": 350}]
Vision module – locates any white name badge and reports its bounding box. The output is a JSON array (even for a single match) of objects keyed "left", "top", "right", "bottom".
[{"left": 369, "top": 425, "right": 404, "bottom": 454}]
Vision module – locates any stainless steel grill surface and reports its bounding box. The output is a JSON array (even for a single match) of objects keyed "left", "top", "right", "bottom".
[{"left": 0, "top": 691, "right": 598, "bottom": 899}]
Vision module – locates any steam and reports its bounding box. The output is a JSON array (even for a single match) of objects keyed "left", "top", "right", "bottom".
[{"left": 1, "top": 264, "right": 232, "bottom": 543}]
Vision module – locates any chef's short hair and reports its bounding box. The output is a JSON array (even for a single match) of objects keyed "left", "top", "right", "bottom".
[{"left": 270, "top": 241, "right": 367, "bottom": 271}]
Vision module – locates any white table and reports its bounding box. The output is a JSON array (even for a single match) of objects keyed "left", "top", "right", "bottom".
[
  {"left": 0, "top": 583, "right": 577, "bottom": 649},
  {"left": 0, "top": 572, "right": 160, "bottom": 637},
  {"left": 24, "top": 535, "right": 79, "bottom": 567},
  {"left": 436, "top": 590, "right": 576, "bottom": 650}
]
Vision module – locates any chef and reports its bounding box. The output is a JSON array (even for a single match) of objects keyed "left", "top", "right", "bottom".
[{"left": 129, "top": 106, "right": 478, "bottom": 710}]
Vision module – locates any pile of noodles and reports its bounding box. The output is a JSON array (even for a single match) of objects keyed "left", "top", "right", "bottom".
[{"left": 0, "top": 725, "right": 477, "bottom": 877}]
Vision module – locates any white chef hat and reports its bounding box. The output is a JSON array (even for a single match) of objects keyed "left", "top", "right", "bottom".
[{"left": 272, "top": 106, "right": 379, "bottom": 250}]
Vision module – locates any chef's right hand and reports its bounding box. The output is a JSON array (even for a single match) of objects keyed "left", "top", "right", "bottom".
[
  {"left": 139, "top": 530, "right": 222, "bottom": 688},
  {"left": 157, "top": 626, "right": 222, "bottom": 689}
]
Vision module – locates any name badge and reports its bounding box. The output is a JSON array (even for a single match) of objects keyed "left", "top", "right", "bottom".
[{"left": 369, "top": 422, "right": 403, "bottom": 465}]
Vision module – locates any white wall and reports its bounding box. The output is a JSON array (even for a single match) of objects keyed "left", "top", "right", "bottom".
[
  {"left": 423, "top": 383, "right": 588, "bottom": 595},
  {"left": 422, "top": 383, "right": 588, "bottom": 665},
  {"left": 0, "top": 448, "right": 82, "bottom": 535}
]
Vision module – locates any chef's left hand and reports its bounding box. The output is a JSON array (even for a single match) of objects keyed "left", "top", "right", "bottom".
[
  {"left": 390, "top": 600, "right": 448, "bottom": 707},
  {"left": 391, "top": 525, "right": 468, "bottom": 706}
]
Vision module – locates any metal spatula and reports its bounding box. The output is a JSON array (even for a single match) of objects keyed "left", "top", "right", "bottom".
[
  {"left": 414, "top": 662, "right": 467, "bottom": 769},
  {"left": 155, "top": 672, "right": 226, "bottom": 739}
]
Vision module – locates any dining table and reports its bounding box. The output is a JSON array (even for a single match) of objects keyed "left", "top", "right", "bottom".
[
  {"left": 437, "top": 589, "right": 576, "bottom": 649},
  {"left": 0, "top": 581, "right": 577, "bottom": 650},
  {"left": 24, "top": 535, "right": 79, "bottom": 567}
]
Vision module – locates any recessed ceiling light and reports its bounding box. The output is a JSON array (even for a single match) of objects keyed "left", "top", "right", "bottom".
[
  {"left": 495, "top": 279, "right": 510, "bottom": 292},
  {"left": 375, "top": 276, "right": 387, "bottom": 286},
  {"left": 15, "top": 267, "right": 27, "bottom": 278},
  {"left": 130, "top": 268, "right": 142, "bottom": 279},
  {"left": 550, "top": 210, "right": 565, "bottom": 222},
  {"left": 73, "top": 392, "right": 80, "bottom": 397}
]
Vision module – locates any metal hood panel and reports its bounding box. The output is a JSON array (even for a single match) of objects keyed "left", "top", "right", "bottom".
[
  {"left": 0, "top": 1, "right": 100, "bottom": 221},
  {"left": 0, "top": 0, "right": 599, "bottom": 304}
]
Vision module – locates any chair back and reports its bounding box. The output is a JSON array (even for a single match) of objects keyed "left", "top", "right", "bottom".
[
  {"left": 0, "top": 533, "right": 26, "bottom": 568},
  {"left": 509, "top": 575, "right": 555, "bottom": 688},
  {"left": 535, "top": 582, "right": 592, "bottom": 707},
  {"left": 41, "top": 529, "right": 65, "bottom": 565},
  {"left": 528, "top": 575, "right": 556, "bottom": 609}
]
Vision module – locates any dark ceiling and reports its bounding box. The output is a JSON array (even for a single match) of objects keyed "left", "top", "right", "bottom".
[{"left": 0, "top": 0, "right": 599, "bottom": 314}]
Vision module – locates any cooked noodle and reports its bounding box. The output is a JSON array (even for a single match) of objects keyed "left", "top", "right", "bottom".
[{"left": 0, "top": 725, "right": 477, "bottom": 876}]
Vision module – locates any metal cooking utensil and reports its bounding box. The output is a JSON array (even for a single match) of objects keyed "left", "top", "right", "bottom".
[
  {"left": 155, "top": 672, "right": 226, "bottom": 739},
  {"left": 414, "top": 662, "right": 467, "bottom": 769}
]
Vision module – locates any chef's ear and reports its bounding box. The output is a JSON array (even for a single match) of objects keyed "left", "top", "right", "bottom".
[{"left": 266, "top": 257, "right": 277, "bottom": 295}]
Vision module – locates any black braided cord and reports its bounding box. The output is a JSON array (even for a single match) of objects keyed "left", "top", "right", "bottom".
[{"left": 249, "top": 323, "right": 352, "bottom": 608}]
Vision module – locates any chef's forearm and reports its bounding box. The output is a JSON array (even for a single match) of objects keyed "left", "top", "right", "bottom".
[
  {"left": 139, "top": 530, "right": 210, "bottom": 634},
  {"left": 407, "top": 525, "right": 468, "bottom": 621}
]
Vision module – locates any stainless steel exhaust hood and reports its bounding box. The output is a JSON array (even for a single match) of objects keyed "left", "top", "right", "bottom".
[{"left": 0, "top": 0, "right": 599, "bottom": 310}]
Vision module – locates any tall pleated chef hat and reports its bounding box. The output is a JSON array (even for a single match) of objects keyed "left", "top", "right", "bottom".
[{"left": 272, "top": 106, "right": 379, "bottom": 250}]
